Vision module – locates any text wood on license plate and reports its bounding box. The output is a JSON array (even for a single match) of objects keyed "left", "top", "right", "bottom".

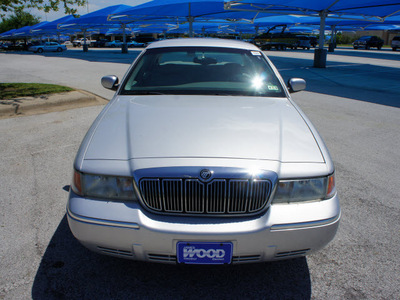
[{"left": 177, "top": 242, "right": 233, "bottom": 264}]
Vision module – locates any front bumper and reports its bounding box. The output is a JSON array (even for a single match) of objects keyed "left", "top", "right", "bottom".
[{"left": 67, "top": 191, "right": 340, "bottom": 264}]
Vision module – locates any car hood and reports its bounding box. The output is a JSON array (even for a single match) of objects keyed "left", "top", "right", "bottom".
[{"left": 83, "top": 95, "right": 324, "bottom": 163}]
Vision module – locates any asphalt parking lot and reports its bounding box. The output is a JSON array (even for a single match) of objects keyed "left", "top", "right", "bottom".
[{"left": 0, "top": 47, "right": 399, "bottom": 299}]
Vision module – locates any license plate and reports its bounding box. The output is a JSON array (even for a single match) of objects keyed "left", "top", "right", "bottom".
[{"left": 177, "top": 242, "right": 233, "bottom": 264}]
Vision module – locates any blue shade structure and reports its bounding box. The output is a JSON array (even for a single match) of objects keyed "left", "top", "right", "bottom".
[
  {"left": 108, "top": 0, "right": 263, "bottom": 37},
  {"left": 59, "top": 4, "right": 134, "bottom": 51},
  {"left": 0, "top": 29, "right": 17, "bottom": 39},
  {"left": 224, "top": 0, "right": 400, "bottom": 67}
]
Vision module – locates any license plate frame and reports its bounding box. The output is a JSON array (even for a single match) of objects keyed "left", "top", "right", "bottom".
[{"left": 176, "top": 242, "right": 233, "bottom": 265}]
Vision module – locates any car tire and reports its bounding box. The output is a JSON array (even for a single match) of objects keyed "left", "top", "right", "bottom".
[
  {"left": 392, "top": 47, "right": 397, "bottom": 51},
  {"left": 57, "top": 47, "right": 63, "bottom": 52},
  {"left": 38, "top": 48, "right": 43, "bottom": 53},
  {"left": 366, "top": 46, "right": 370, "bottom": 50},
  {"left": 353, "top": 46, "right": 358, "bottom": 49},
  {"left": 377, "top": 46, "right": 382, "bottom": 50}
]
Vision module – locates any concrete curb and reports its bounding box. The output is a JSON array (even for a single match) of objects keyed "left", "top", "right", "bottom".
[{"left": 0, "top": 90, "right": 109, "bottom": 119}]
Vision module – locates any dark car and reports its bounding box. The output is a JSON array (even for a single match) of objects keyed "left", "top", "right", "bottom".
[
  {"left": 353, "top": 36, "right": 384, "bottom": 50},
  {"left": 94, "top": 39, "right": 109, "bottom": 48},
  {"left": 309, "top": 36, "right": 318, "bottom": 47}
]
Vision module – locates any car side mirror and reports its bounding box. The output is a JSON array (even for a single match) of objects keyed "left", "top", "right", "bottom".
[
  {"left": 287, "top": 78, "right": 306, "bottom": 93},
  {"left": 101, "top": 75, "right": 119, "bottom": 91}
]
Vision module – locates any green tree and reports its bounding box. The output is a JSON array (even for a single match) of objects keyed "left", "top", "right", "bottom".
[
  {"left": 1, "top": 0, "right": 87, "bottom": 17},
  {"left": 0, "top": 10, "right": 40, "bottom": 34}
]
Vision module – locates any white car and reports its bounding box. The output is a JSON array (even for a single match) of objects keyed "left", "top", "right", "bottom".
[
  {"left": 28, "top": 42, "right": 67, "bottom": 53},
  {"left": 105, "top": 40, "right": 123, "bottom": 47},
  {"left": 67, "top": 38, "right": 340, "bottom": 265},
  {"left": 391, "top": 36, "right": 400, "bottom": 51}
]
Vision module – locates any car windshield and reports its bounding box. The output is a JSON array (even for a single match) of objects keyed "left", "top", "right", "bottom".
[{"left": 121, "top": 47, "right": 285, "bottom": 97}]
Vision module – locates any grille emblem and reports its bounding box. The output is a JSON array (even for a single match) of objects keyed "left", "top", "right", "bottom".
[{"left": 200, "top": 169, "right": 212, "bottom": 180}]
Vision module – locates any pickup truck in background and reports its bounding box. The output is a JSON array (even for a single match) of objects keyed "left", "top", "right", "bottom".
[{"left": 72, "top": 38, "right": 97, "bottom": 47}]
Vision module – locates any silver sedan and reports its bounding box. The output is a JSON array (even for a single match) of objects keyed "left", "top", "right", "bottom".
[
  {"left": 28, "top": 42, "right": 67, "bottom": 53},
  {"left": 67, "top": 38, "right": 340, "bottom": 265}
]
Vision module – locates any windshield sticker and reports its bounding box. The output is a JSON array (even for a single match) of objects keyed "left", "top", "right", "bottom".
[
  {"left": 251, "top": 51, "right": 262, "bottom": 56},
  {"left": 267, "top": 84, "right": 279, "bottom": 91}
]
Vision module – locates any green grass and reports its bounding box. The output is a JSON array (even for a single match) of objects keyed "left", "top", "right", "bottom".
[{"left": 0, "top": 83, "right": 74, "bottom": 100}]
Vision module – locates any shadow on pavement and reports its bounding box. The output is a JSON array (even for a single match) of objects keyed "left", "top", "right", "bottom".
[
  {"left": 330, "top": 48, "right": 400, "bottom": 61},
  {"left": 268, "top": 56, "right": 400, "bottom": 108},
  {"left": 2, "top": 49, "right": 142, "bottom": 64},
  {"left": 32, "top": 216, "right": 311, "bottom": 299}
]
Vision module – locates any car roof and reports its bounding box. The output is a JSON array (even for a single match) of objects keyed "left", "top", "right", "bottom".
[{"left": 146, "top": 38, "right": 260, "bottom": 51}]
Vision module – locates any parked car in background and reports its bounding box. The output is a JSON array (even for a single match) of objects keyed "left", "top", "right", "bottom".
[
  {"left": 391, "top": 36, "right": 400, "bottom": 51},
  {"left": 63, "top": 41, "right": 72, "bottom": 46},
  {"left": 67, "top": 38, "right": 340, "bottom": 265},
  {"left": 353, "top": 36, "right": 384, "bottom": 50},
  {"left": 309, "top": 36, "right": 318, "bottom": 47},
  {"left": 73, "top": 38, "right": 97, "bottom": 47},
  {"left": 127, "top": 40, "right": 146, "bottom": 48},
  {"left": 293, "top": 36, "right": 311, "bottom": 50},
  {"left": 94, "top": 39, "right": 109, "bottom": 48},
  {"left": 105, "top": 40, "right": 123, "bottom": 47},
  {"left": 0, "top": 42, "right": 9, "bottom": 50},
  {"left": 28, "top": 42, "right": 67, "bottom": 53}
]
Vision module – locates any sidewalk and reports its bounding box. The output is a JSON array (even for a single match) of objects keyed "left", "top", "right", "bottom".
[{"left": 0, "top": 90, "right": 108, "bottom": 119}]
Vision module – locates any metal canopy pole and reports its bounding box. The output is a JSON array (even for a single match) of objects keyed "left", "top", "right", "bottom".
[
  {"left": 314, "top": 0, "right": 341, "bottom": 67},
  {"left": 318, "top": 11, "right": 326, "bottom": 50},
  {"left": 122, "top": 24, "right": 128, "bottom": 53},
  {"left": 83, "top": 29, "right": 88, "bottom": 52},
  {"left": 188, "top": 3, "right": 194, "bottom": 37},
  {"left": 314, "top": 10, "right": 327, "bottom": 68},
  {"left": 329, "top": 25, "right": 336, "bottom": 52}
]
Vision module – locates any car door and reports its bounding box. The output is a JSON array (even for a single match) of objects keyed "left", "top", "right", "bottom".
[
  {"left": 370, "top": 36, "right": 378, "bottom": 47},
  {"left": 43, "top": 42, "right": 52, "bottom": 52}
]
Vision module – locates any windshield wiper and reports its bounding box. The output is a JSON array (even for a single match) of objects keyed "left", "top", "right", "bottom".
[{"left": 129, "top": 91, "right": 165, "bottom": 95}]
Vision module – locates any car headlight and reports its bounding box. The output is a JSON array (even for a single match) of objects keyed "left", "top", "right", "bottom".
[
  {"left": 272, "top": 173, "right": 336, "bottom": 204},
  {"left": 71, "top": 170, "right": 138, "bottom": 200}
]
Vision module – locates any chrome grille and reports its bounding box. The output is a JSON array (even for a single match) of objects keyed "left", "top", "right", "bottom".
[
  {"left": 139, "top": 178, "right": 271, "bottom": 215},
  {"left": 207, "top": 180, "right": 226, "bottom": 213}
]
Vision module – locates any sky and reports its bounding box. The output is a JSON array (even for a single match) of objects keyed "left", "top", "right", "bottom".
[{"left": 30, "top": 0, "right": 151, "bottom": 22}]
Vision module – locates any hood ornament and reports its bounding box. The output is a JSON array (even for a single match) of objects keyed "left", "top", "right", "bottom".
[{"left": 200, "top": 169, "right": 213, "bottom": 181}]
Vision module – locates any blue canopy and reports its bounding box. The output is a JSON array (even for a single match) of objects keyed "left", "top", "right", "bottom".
[
  {"left": 0, "top": 29, "right": 17, "bottom": 39},
  {"left": 58, "top": 4, "right": 136, "bottom": 51},
  {"left": 2, "top": 0, "right": 400, "bottom": 45},
  {"left": 60, "top": 4, "right": 133, "bottom": 29},
  {"left": 109, "top": 0, "right": 260, "bottom": 23},
  {"left": 11, "top": 22, "right": 49, "bottom": 38},
  {"left": 224, "top": 0, "right": 400, "bottom": 19},
  {"left": 31, "top": 15, "right": 76, "bottom": 35}
]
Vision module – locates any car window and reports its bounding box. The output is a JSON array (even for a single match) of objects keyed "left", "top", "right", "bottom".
[{"left": 121, "top": 47, "right": 285, "bottom": 97}]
